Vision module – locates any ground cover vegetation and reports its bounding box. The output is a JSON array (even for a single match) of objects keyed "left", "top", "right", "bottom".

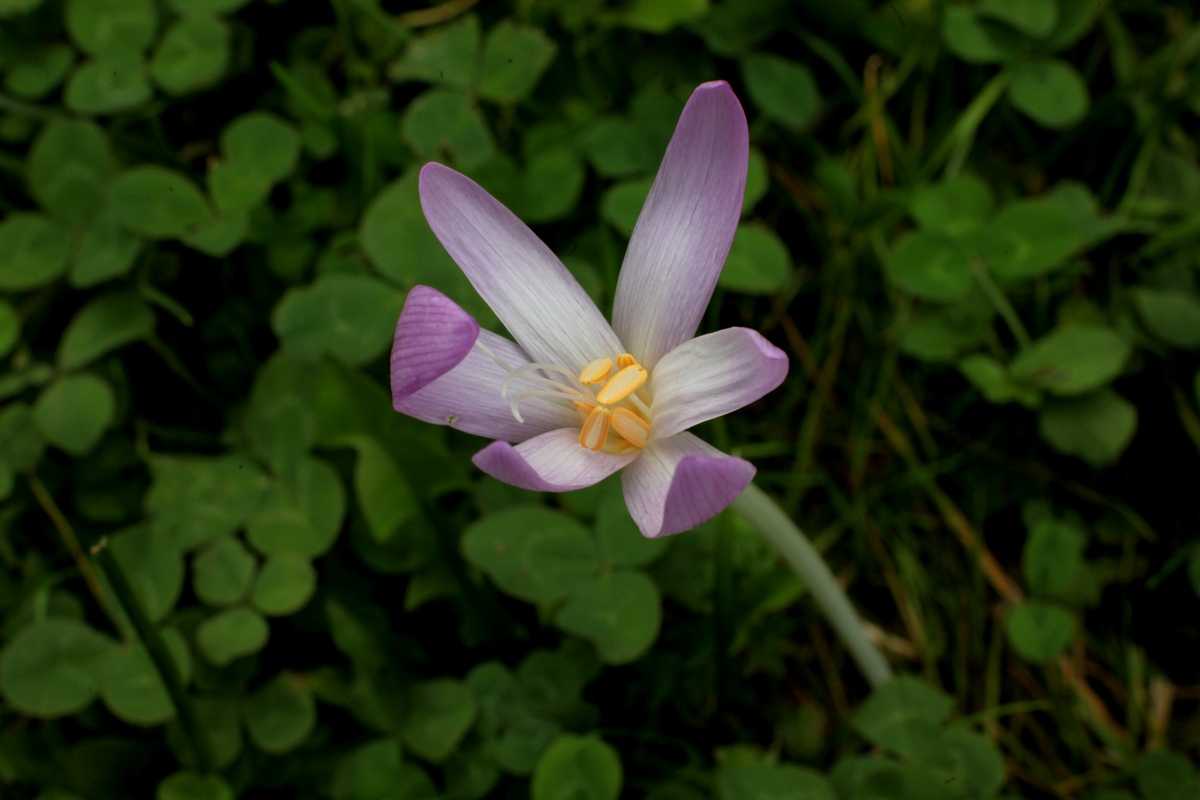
[{"left": 0, "top": 0, "right": 1198, "bottom": 797}]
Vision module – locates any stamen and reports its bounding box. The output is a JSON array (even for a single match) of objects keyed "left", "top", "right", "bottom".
[
  {"left": 626, "top": 392, "right": 652, "bottom": 418},
  {"left": 596, "top": 365, "right": 648, "bottom": 405},
  {"left": 578, "top": 406, "right": 611, "bottom": 451},
  {"left": 572, "top": 400, "right": 595, "bottom": 424},
  {"left": 610, "top": 407, "right": 650, "bottom": 449},
  {"left": 501, "top": 362, "right": 592, "bottom": 400},
  {"left": 616, "top": 353, "right": 639, "bottom": 370},
  {"left": 579, "top": 357, "right": 613, "bottom": 385},
  {"left": 509, "top": 390, "right": 581, "bottom": 423},
  {"left": 474, "top": 339, "right": 515, "bottom": 371}
]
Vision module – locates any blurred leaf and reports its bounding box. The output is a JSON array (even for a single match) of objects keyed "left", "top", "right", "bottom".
[
  {"left": 958, "top": 354, "right": 1040, "bottom": 407},
  {"left": 1006, "top": 600, "right": 1075, "bottom": 662},
  {"left": 720, "top": 222, "right": 793, "bottom": 294},
  {"left": 109, "top": 166, "right": 210, "bottom": 239},
  {"left": 103, "top": 525, "right": 184, "bottom": 624},
  {"left": 66, "top": 0, "right": 156, "bottom": 57},
  {"left": 349, "top": 437, "right": 418, "bottom": 544},
  {"left": 1023, "top": 518, "right": 1086, "bottom": 596},
  {"left": 1041, "top": 0, "right": 1101, "bottom": 51},
  {"left": 244, "top": 672, "right": 316, "bottom": 755},
  {"left": 157, "top": 772, "right": 235, "bottom": 800},
  {"left": 96, "top": 629, "right": 191, "bottom": 726},
  {"left": 619, "top": 0, "right": 708, "bottom": 33},
  {"left": 1038, "top": 388, "right": 1137, "bottom": 466},
  {"left": 192, "top": 535, "right": 258, "bottom": 606},
  {"left": 594, "top": 481, "right": 669, "bottom": 568},
  {"left": 851, "top": 676, "right": 954, "bottom": 757},
  {"left": 27, "top": 118, "right": 113, "bottom": 225},
  {"left": 1010, "top": 327, "right": 1129, "bottom": 396},
  {"left": 1133, "top": 287, "right": 1200, "bottom": 349},
  {"left": 0, "top": 300, "right": 18, "bottom": 358},
  {"left": 0, "top": 619, "right": 113, "bottom": 717},
  {"left": 741, "top": 53, "right": 821, "bottom": 130},
  {"left": 717, "top": 764, "right": 837, "bottom": 800},
  {"left": 1137, "top": 750, "right": 1200, "bottom": 800},
  {"left": 400, "top": 679, "right": 478, "bottom": 762},
  {"left": 976, "top": 0, "right": 1057, "bottom": 37},
  {"left": 479, "top": 20, "right": 556, "bottom": 104},
  {"left": 180, "top": 211, "right": 247, "bottom": 257},
  {"left": 333, "top": 739, "right": 440, "bottom": 800},
  {"left": 462, "top": 506, "right": 600, "bottom": 604},
  {"left": 0, "top": 403, "right": 46, "bottom": 475},
  {"left": 912, "top": 729, "right": 1006, "bottom": 799},
  {"left": 58, "top": 291, "right": 155, "bottom": 370},
  {"left": 165, "top": 0, "right": 250, "bottom": 13},
  {"left": 941, "top": 6, "right": 1020, "bottom": 64},
  {"left": 887, "top": 231, "right": 974, "bottom": 301},
  {"left": 72, "top": 212, "right": 143, "bottom": 287},
  {"left": 33, "top": 374, "right": 115, "bottom": 455},
  {"left": 831, "top": 757, "right": 963, "bottom": 800},
  {"left": 388, "top": 13, "right": 479, "bottom": 89},
  {"left": 509, "top": 149, "right": 587, "bottom": 224},
  {"left": 195, "top": 606, "right": 269, "bottom": 666},
  {"left": 271, "top": 274, "right": 404, "bottom": 366},
  {"left": 221, "top": 112, "right": 301, "bottom": 184},
  {"left": 64, "top": 56, "right": 152, "bottom": 113},
  {"left": 251, "top": 554, "right": 317, "bottom": 616},
  {"left": 531, "top": 735, "right": 623, "bottom": 800},
  {"left": 742, "top": 147, "right": 769, "bottom": 216},
  {"left": 692, "top": 0, "right": 790, "bottom": 57},
  {"left": 401, "top": 89, "right": 494, "bottom": 170},
  {"left": 979, "top": 196, "right": 1091, "bottom": 279},
  {"left": 150, "top": 16, "right": 230, "bottom": 95},
  {"left": 0, "top": 213, "right": 71, "bottom": 291},
  {"left": 554, "top": 571, "right": 661, "bottom": 665},
  {"left": 243, "top": 352, "right": 318, "bottom": 471},
  {"left": 0, "top": 0, "right": 43, "bottom": 16},
  {"left": 1008, "top": 58, "right": 1089, "bottom": 130},
  {"left": 145, "top": 454, "right": 269, "bottom": 551},
  {"left": 910, "top": 175, "right": 993, "bottom": 238},
  {"left": 245, "top": 455, "right": 345, "bottom": 557},
  {"left": 600, "top": 177, "right": 653, "bottom": 237}
]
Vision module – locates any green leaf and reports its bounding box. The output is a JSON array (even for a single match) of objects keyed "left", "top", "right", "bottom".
[
  {"left": 360, "top": 169, "right": 461, "bottom": 288},
  {"left": 912, "top": 729, "right": 1006, "bottom": 800},
  {"left": 180, "top": 211, "right": 247, "bottom": 257},
  {"left": 741, "top": 53, "right": 821, "bottom": 130},
  {"left": 976, "top": 0, "right": 1058, "bottom": 37},
  {"left": 479, "top": 20, "right": 557, "bottom": 104},
  {"left": 271, "top": 274, "right": 404, "bottom": 366},
  {"left": 0, "top": 403, "right": 46, "bottom": 473},
  {"left": 1006, "top": 600, "right": 1075, "bottom": 662},
  {"left": 941, "top": 6, "right": 1021, "bottom": 64},
  {"left": 400, "top": 679, "right": 478, "bottom": 762},
  {"left": 462, "top": 506, "right": 600, "bottom": 604},
  {"left": 1010, "top": 327, "right": 1130, "bottom": 396},
  {"left": 0, "top": 0, "right": 44, "bottom": 17},
  {"left": 0, "top": 214, "right": 71, "bottom": 291},
  {"left": 387, "top": 13, "right": 480, "bottom": 89},
  {"left": 720, "top": 222, "right": 793, "bottom": 294},
  {"left": 594, "top": 482, "right": 669, "bottom": 568},
  {"left": 150, "top": 15, "right": 231, "bottom": 95},
  {"left": 109, "top": 166, "right": 210, "bottom": 239},
  {"left": 742, "top": 147, "right": 769, "bottom": 217},
  {"left": 27, "top": 117, "right": 114, "bottom": 226},
  {"left": 619, "top": 0, "right": 709, "bottom": 33},
  {"left": 887, "top": 231, "right": 974, "bottom": 301},
  {"left": 192, "top": 535, "right": 258, "bottom": 606},
  {"left": 332, "top": 739, "right": 440, "bottom": 800},
  {"left": 145, "top": 455, "right": 269, "bottom": 550},
  {"left": 831, "top": 758, "right": 962, "bottom": 800},
  {"left": 72, "top": 212, "right": 143, "bottom": 287},
  {"left": 243, "top": 353, "right": 318, "bottom": 471},
  {"left": 958, "top": 354, "right": 1040, "bottom": 407},
  {"left": 554, "top": 571, "right": 661, "bottom": 665},
  {"left": 0, "top": 619, "right": 114, "bottom": 717},
  {"left": 1136, "top": 750, "right": 1199, "bottom": 800},
  {"left": 910, "top": 175, "right": 994, "bottom": 238},
  {"left": 717, "top": 764, "right": 837, "bottom": 800},
  {"left": 400, "top": 89, "right": 494, "bottom": 170},
  {"left": 244, "top": 672, "right": 316, "bottom": 755},
  {"left": 165, "top": 0, "right": 250, "bottom": 14},
  {"left": 97, "top": 629, "right": 191, "bottom": 726},
  {"left": 1023, "top": 518, "right": 1086, "bottom": 597},
  {"left": 851, "top": 676, "right": 954, "bottom": 757},
  {"left": 0, "top": 300, "right": 18, "bottom": 358},
  {"left": 531, "top": 735, "right": 623, "bottom": 800},
  {"left": 1133, "top": 287, "right": 1200, "bottom": 349},
  {"left": 66, "top": 0, "right": 157, "bottom": 57},
  {"left": 33, "top": 374, "right": 115, "bottom": 455},
  {"left": 599, "top": 177, "right": 652, "bottom": 237},
  {"left": 221, "top": 112, "right": 301, "bottom": 184},
  {"left": 245, "top": 455, "right": 346, "bottom": 557},
  {"left": 492, "top": 149, "right": 586, "bottom": 224},
  {"left": 1008, "top": 59, "right": 1089, "bottom": 130},
  {"left": 64, "top": 56, "right": 152, "bottom": 114},
  {"left": 6, "top": 45, "right": 76, "bottom": 99},
  {"left": 58, "top": 291, "right": 155, "bottom": 370},
  {"left": 251, "top": 554, "right": 317, "bottom": 617},
  {"left": 350, "top": 437, "right": 418, "bottom": 544},
  {"left": 157, "top": 772, "right": 235, "bottom": 800},
  {"left": 195, "top": 606, "right": 269, "bottom": 666},
  {"left": 104, "top": 524, "right": 185, "bottom": 624},
  {"left": 1038, "top": 388, "right": 1137, "bottom": 466},
  {"left": 981, "top": 196, "right": 1088, "bottom": 280}
]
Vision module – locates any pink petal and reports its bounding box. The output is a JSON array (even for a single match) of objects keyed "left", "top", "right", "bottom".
[
  {"left": 621, "top": 432, "right": 755, "bottom": 538},
  {"left": 649, "top": 327, "right": 788, "bottom": 440},
  {"left": 392, "top": 286, "right": 577, "bottom": 441},
  {"left": 611, "top": 81, "right": 749, "bottom": 370},
  {"left": 473, "top": 429, "right": 638, "bottom": 491},
  {"left": 419, "top": 162, "right": 624, "bottom": 373}
]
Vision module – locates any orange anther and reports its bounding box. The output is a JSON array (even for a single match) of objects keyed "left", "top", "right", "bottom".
[
  {"left": 610, "top": 407, "right": 650, "bottom": 448},
  {"left": 596, "top": 365, "right": 647, "bottom": 405},
  {"left": 616, "top": 353, "right": 639, "bottom": 370},
  {"left": 578, "top": 406, "right": 611, "bottom": 451},
  {"left": 579, "top": 357, "right": 613, "bottom": 385}
]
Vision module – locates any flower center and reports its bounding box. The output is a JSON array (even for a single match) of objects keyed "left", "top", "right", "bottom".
[{"left": 476, "top": 343, "right": 653, "bottom": 453}]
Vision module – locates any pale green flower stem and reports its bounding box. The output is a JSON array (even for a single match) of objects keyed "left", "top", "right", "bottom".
[{"left": 731, "top": 482, "right": 893, "bottom": 688}]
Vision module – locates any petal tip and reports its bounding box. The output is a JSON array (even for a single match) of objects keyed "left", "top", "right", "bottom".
[
  {"left": 390, "top": 286, "right": 480, "bottom": 408},
  {"left": 639, "top": 452, "right": 756, "bottom": 538}
]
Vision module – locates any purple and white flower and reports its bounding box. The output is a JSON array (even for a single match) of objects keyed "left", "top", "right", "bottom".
[{"left": 390, "top": 81, "right": 788, "bottom": 538}]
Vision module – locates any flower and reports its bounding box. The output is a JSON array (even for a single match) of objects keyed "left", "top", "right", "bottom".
[{"left": 390, "top": 81, "right": 788, "bottom": 538}]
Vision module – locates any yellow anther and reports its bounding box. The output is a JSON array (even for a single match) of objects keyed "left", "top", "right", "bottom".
[
  {"left": 616, "top": 353, "right": 639, "bottom": 370},
  {"left": 579, "top": 357, "right": 613, "bottom": 385},
  {"left": 572, "top": 400, "right": 595, "bottom": 424},
  {"left": 578, "top": 406, "right": 611, "bottom": 451},
  {"left": 610, "top": 407, "right": 650, "bottom": 449},
  {"left": 596, "top": 365, "right": 648, "bottom": 405}
]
